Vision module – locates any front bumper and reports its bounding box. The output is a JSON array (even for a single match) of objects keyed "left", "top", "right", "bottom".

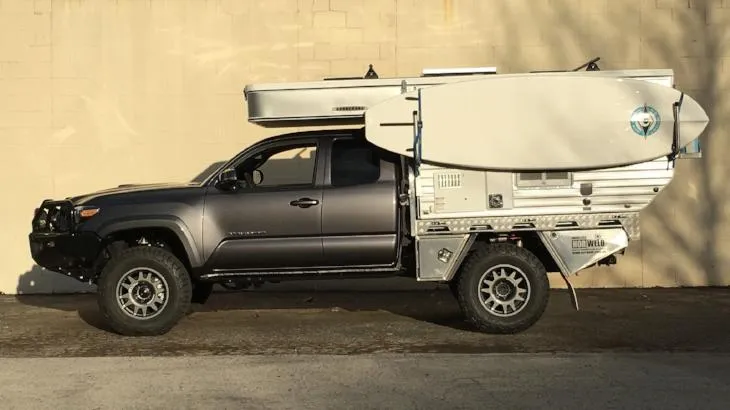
[
  {"left": 29, "top": 199, "right": 103, "bottom": 282},
  {"left": 29, "top": 231, "right": 103, "bottom": 282}
]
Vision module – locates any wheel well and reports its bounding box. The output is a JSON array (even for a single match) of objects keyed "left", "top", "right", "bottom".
[
  {"left": 101, "top": 227, "right": 193, "bottom": 274},
  {"left": 469, "top": 231, "right": 560, "bottom": 273}
]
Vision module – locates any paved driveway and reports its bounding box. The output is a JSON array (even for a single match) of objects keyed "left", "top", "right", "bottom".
[
  {"left": 2, "top": 285, "right": 730, "bottom": 356},
  {"left": 2, "top": 284, "right": 730, "bottom": 409}
]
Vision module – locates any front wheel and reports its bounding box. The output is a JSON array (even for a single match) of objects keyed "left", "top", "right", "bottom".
[
  {"left": 97, "top": 246, "right": 192, "bottom": 336},
  {"left": 454, "top": 242, "right": 549, "bottom": 334}
]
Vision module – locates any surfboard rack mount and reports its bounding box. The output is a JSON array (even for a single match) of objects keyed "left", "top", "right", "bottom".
[
  {"left": 572, "top": 57, "right": 601, "bottom": 72},
  {"left": 668, "top": 92, "right": 684, "bottom": 166},
  {"left": 407, "top": 89, "right": 424, "bottom": 176}
]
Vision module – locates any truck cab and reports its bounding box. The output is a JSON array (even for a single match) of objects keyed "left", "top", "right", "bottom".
[
  {"left": 197, "top": 128, "right": 408, "bottom": 279},
  {"left": 29, "top": 128, "right": 415, "bottom": 336}
]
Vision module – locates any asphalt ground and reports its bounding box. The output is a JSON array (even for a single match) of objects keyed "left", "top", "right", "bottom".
[
  {"left": 2, "top": 281, "right": 730, "bottom": 357},
  {"left": 2, "top": 353, "right": 730, "bottom": 410},
  {"left": 2, "top": 282, "right": 730, "bottom": 409}
]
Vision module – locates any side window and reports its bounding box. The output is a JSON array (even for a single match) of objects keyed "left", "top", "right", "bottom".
[
  {"left": 235, "top": 142, "right": 318, "bottom": 188},
  {"left": 516, "top": 171, "right": 572, "bottom": 188},
  {"left": 330, "top": 138, "right": 381, "bottom": 187}
]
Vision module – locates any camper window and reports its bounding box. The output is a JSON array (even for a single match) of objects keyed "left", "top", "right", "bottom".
[{"left": 516, "top": 171, "right": 572, "bottom": 188}]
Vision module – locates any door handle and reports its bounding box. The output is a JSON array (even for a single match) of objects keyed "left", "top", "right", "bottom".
[{"left": 290, "top": 198, "right": 319, "bottom": 208}]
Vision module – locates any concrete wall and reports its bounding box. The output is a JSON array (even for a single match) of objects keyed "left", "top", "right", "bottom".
[{"left": 1, "top": 0, "right": 728, "bottom": 294}]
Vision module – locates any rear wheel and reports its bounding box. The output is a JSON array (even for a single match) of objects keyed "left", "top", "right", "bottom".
[
  {"left": 454, "top": 242, "right": 549, "bottom": 334},
  {"left": 97, "top": 246, "right": 192, "bottom": 336}
]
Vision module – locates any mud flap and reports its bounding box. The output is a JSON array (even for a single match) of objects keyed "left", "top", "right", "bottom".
[{"left": 560, "top": 271, "right": 580, "bottom": 311}]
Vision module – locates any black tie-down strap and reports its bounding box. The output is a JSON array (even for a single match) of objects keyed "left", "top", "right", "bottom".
[
  {"left": 407, "top": 89, "right": 424, "bottom": 176},
  {"left": 668, "top": 92, "right": 684, "bottom": 165}
]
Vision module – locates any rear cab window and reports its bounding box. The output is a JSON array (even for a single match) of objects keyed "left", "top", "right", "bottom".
[{"left": 330, "top": 138, "right": 381, "bottom": 187}]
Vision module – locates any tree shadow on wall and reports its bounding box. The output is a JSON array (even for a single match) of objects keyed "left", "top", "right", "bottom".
[{"left": 490, "top": 0, "right": 727, "bottom": 287}]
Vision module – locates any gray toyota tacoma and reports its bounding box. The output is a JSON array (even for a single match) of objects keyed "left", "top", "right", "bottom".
[
  {"left": 29, "top": 129, "right": 430, "bottom": 335},
  {"left": 28, "top": 125, "right": 626, "bottom": 337}
]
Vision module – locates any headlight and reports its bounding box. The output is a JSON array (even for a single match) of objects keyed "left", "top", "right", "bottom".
[{"left": 74, "top": 205, "right": 100, "bottom": 222}]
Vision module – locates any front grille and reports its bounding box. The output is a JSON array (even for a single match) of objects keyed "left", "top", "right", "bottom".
[{"left": 32, "top": 200, "right": 74, "bottom": 233}]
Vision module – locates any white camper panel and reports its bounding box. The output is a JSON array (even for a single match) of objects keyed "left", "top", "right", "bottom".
[
  {"left": 414, "top": 157, "right": 673, "bottom": 219},
  {"left": 408, "top": 156, "right": 672, "bottom": 242}
]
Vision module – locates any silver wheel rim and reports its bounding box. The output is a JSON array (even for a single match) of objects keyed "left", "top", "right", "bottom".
[
  {"left": 116, "top": 268, "right": 170, "bottom": 320},
  {"left": 478, "top": 264, "right": 531, "bottom": 317}
]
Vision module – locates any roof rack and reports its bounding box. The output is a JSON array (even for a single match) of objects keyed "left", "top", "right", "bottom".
[{"left": 421, "top": 66, "right": 497, "bottom": 77}]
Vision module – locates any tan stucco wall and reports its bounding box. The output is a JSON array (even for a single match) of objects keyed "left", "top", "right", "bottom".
[{"left": 1, "top": 0, "right": 728, "bottom": 294}]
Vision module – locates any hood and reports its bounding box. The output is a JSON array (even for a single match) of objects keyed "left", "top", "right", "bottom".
[{"left": 68, "top": 182, "right": 200, "bottom": 204}]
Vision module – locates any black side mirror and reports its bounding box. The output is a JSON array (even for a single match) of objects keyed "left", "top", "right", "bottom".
[
  {"left": 216, "top": 168, "right": 240, "bottom": 191},
  {"left": 252, "top": 169, "right": 263, "bottom": 185}
]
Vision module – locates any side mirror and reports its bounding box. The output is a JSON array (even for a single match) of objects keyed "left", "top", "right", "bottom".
[
  {"left": 252, "top": 169, "right": 264, "bottom": 185},
  {"left": 216, "top": 168, "right": 239, "bottom": 191}
]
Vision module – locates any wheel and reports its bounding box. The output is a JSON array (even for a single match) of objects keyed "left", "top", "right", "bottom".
[
  {"left": 97, "top": 246, "right": 192, "bottom": 336},
  {"left": 454, "top": 242, "right": 549, "bottom": 334}
]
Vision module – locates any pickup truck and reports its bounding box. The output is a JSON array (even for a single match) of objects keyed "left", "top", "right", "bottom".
[
  {"left": 28, "top": 127, "right": 564, "bottom": 336},
  {"left": 29, "top": 61, "right": 682, "bottom": 336}
]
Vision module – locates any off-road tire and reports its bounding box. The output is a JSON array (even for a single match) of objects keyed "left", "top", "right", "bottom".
[
  {"left": 97, "top": 246, "right": 192, "bottom": 336},
  {"left": 454, "top": 242, "right": 549, "bottom": 334}
]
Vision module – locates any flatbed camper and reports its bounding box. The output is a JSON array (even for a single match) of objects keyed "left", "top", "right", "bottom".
[
  {"left": 28, "top": 59, "right": 709, "bottom": 336},
  {"left": 239, "top": 59, "right": 705, "bottom": 325}
]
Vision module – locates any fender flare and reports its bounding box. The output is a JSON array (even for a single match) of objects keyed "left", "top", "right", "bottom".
[{"left": 96, "top": 216, "right": 203, "bottom": 268}]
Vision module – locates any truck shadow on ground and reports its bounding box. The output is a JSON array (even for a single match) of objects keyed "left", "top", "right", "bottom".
[
  {"left": 13, "top": 274, "right": 492, "bottom": 333},
  {"left": 195, "top": 286, "right": 479, "bottom": 330},
  {"left": 11, "top": 280, "right": 730, "bottom": 353}
]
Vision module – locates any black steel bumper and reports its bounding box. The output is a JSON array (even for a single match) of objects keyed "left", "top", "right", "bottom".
[
  {"left": 28, "top": 231, "right": 103, "bottom": 281},
  {"left": 29, "top": 199, "right": 103, "bottom": 282}
]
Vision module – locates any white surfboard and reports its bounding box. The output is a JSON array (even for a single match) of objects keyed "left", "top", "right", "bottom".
[{"left": 363, "top": 73, "right": 709, "bottom": 171}]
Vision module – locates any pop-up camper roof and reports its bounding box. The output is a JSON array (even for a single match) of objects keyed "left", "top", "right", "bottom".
[
  {"left": 242, "top": 59, "right": 674, "bottom": 128},
  {"left": 243, "top": 65, "right": 498, "bottom": 127},
  {"left": 241, "top": 58, "right": 707, "bottom": 173}
]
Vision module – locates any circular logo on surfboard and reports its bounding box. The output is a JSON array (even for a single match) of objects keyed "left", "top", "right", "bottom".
[{"left": 630, "top": 104, "right": 661, "bottom": 138}]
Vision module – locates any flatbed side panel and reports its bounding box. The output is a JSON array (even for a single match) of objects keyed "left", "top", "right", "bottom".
[
  {"left": 415, "top": 234, "right": 475, "bottom": 281},
  {"left": 537, "top": 228, "right": 629, "bottom": 276}
]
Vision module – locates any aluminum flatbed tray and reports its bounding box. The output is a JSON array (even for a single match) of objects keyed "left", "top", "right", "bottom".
[{"left": 242, "top": 68, "right": 674, "bottom": 128}]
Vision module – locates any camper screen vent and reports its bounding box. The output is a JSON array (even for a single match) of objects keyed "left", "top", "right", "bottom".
[
  {"left": 333, "top": 105, "right": 367, "bottom": 112},
  {"left": 516, "top": 171, "right": 572, "bottom": 187},
  {"left": 436, "top": 172, "right": 462, "bottom": 189}
]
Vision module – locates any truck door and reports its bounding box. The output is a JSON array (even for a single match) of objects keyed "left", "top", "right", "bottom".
[
  {"left": 203, "top": 137, "right": 325, "bottom": 271},
  {"left": 321, "top": 136, "right": 399, "bottom": 267}
]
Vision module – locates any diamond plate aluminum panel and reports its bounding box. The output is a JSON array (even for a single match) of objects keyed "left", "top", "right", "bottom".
[{"left": 415, "top": 212, "right": 641, "bottom": 240}]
